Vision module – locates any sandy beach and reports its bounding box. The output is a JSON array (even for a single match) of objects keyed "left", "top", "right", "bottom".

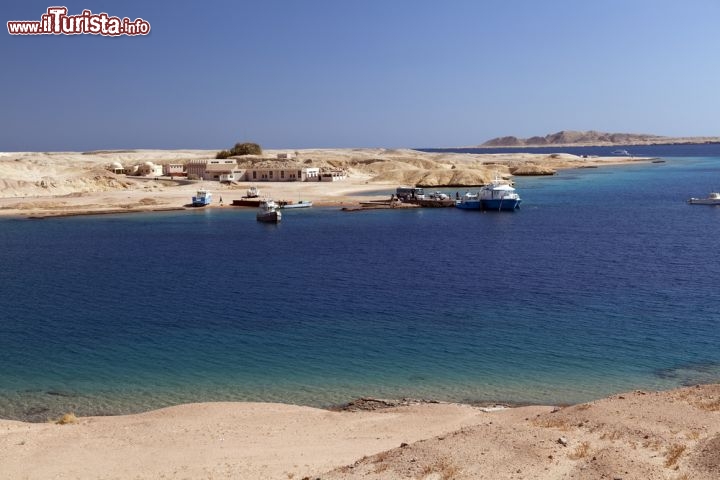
[
  {"left": 5, "top": 147, "right": 714, "bottom": 480},
  {"left": 0, "top": 148, "right": 649, "bottom": 218},
  {"left": 1, "top": 385, "right": 718, "bottom": 479}
]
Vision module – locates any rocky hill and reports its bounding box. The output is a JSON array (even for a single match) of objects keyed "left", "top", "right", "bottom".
[{"left": 482, "top": 130, "right": 720, "bottom": 147}]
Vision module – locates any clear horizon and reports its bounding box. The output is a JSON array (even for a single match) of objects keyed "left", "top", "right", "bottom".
[{"left": 2, "top": 0, "right": 719, "bottom": 151}]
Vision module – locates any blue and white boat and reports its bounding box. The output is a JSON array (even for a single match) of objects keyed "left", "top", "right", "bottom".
[
  {"left": 191, "top": 190, "right": 212, "bottom": 207},
  {"left": 455, "top": 192, "right": 482, "bottom": 210},
  {"left": 479, "top": 181, "right": 521, "bottom": 211}
]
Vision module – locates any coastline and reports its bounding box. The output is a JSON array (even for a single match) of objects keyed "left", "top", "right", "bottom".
[
  {"left": 0, "top": 148, "right": 654, "bottom": 219},
  {"left": 1, "top": 384, "right": 718, "bottom": 479}
]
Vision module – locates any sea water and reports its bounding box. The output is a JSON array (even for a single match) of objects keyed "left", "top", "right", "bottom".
[{"left": 1, "top": 147, "right": 719, "bottom": 421}]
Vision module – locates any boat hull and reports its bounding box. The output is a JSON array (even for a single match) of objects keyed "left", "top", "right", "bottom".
[
  {"left": 482, "top": 199, "right": 521, "bottom": 211},
  {"left": 280, "top": 201, "right": 313, "bottom": 209},
  {"left": 455, "top": 200, "right": 482, "bottom": 210},
  {"left": 688, "top": 199, "right": 720, "bottom": 205},
  {"left": 257, "top": 211, "right": 282, "bottom": 223}
]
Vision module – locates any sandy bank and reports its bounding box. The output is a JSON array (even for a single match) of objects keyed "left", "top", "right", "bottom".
[
  {"left": 0, "top": 148, "right": 651, "bottom": 218},
  {"left": 1, "top": 385, "right": 718, "bottom": 479}
]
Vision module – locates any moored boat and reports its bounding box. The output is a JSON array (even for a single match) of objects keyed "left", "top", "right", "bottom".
[
  {"left": 688, "top": 192, "right": 720, "bottom": 205},
  {"left": 246, "top": 186, "right": 260, "bottom": 198},
  {"left": 257, "top": 200, "right": 282, "bottom": 222},
  {"left": 191, "top": 190, "right": 212, "bottom": 206},
  {"left": 479, "top": 181, "right": 521, "bottom": 211},
  {"left": 455, "top": 192, "right": 482, "bottom": 210},
  {"left": 280, "top": 200, "right": 313, "bottom": 209}
]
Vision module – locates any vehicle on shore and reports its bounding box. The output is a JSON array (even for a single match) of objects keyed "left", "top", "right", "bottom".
[
  {"left": 688, "top": 192, "right": 720, "bottom": 205},
  {"left": 396, "top": 186, "right": 425, "bottom": 202},
  {"left": 257, "top": 200, "right": 282, "bottom": 223},
  {"left": 191, "top": 190, "right": 212, "bottom": 206}
]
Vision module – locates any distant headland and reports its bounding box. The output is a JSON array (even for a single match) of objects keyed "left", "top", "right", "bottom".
[{"left": 479, "top": 130, "right": 720, "bottom": 147}]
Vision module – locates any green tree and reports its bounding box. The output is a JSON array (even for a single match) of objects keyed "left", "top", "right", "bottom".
[{"left": 230, "top": 142, "right": 262, "bottom": 156}]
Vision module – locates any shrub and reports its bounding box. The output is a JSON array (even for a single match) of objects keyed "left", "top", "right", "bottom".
[
  {"left": 215, "top": 149, "right": 232, "bottom": 159},
  {"left": 230, "top": 142, "right": 262, "bottom": 156}
]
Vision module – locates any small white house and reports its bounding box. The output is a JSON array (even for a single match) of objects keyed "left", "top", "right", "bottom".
[
  {"left": 320, "top": 170, "right": 346, "bottom": 182},
  {"left": 163, "top": 163, "right": 185, "bottom": 177},
  {"left": 136, "top": 161, "right": 163, "bottom": 177}
]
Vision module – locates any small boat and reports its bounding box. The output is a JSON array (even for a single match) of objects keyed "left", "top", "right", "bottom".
[
  {"left": 612, "top": 149, "right": 631, "bottom": 156},
  {"left": 280, "top": 200, "right": 313, "bottom": 209},
  {"left": 474, "top": 175, "right": 521, "bottom": 211},
  {"left": 257, "top": 200, "right": 282, "bottom": 223},
  {"left": 455, "top": 192, "right": 482, "bottom": 210},
  {"left": 479, "top": 181, "right": 522, "bottom": 211},
  {"left": 191, "top": 190, "right": 212, "bottom": 206},
  {"left": 688, "top": 192, "right": 720, "bottom": 205},
  {"left": 246, "top": 186, "right": 260, "bottom": 198}
]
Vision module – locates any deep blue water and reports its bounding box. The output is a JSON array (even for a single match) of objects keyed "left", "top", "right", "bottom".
[
  {"left": 419, "top": 142, "right": 720, "bottom": 158},
  {"left": 1, "top": 146, "right": 720, "bottom": 421}
]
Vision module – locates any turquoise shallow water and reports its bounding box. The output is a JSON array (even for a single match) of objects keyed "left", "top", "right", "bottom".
[{"left": 1, "top": 149, "right": 720, "bottom": 421}]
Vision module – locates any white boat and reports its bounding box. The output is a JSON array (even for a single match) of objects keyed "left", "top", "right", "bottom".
[
  {"left": 257, "top": 200, "right": 282, "bottom": 223},
  {"left": 479, "top": 181, "right": 522, "bottom": 211},
  {"left": 246, "top": 186, "right": 260, "bottom": 198},
  {"left": 191, "top": 190, "right": 212, "bottom": 206},
  {"left": 612, "top": 149, "right": 631, "bottom": 156},
  {"left": 688, "top": 192, "right": 720, "bottom": 205},
  {"left": 280, "top": 200, "right": 313, "bottom": 209}
]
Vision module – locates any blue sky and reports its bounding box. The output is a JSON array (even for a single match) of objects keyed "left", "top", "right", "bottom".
[{"left": 2, "top": 0, "right": 719, "bottom": 150}]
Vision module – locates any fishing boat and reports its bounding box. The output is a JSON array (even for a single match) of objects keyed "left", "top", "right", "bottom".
[
  {"left": 479, "top": 181, "right": 521, "bottom": 211},
  {"left": 256, "top": 200, "right": 282, "bottom": 223},
  {"left": 280, "top": 200, "right": 313, "bottom": 209},
  {"left": 455, "top": 192, "right": 482, "bottom": 210},
  {"left": 688, "top": 192, "right": 720, "bottom": 205},
  {"left": 246, "top": 186, "right": 260, "bottom": 198},
  {"left": 191, "top": 190, "right": 212, "bottom": 206}
]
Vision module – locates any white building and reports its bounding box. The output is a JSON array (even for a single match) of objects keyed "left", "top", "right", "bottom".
[{"left": 244, "top": 166, "right": 319, "bottom": 182}]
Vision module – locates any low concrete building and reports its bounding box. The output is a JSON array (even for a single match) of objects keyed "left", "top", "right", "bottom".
[
  {"left": 203, "top": 161, "right": 244, "bottom": 181},
  {"left": 108, "top": 161, "right": 125, "bottom": 174},
  {"left": 135, "top": 161, "right": 164, "bottom": 177},
  {"left": 163, "top": 163, "right": 186, "bottom": 177},
  {"left": 186, "top": 159, "right": 208, "bottom": 179},
  {"left": 244, "top": 166, "right": 319, "bottom": 182},
  {"left": 320, "top": 170, "right": 347, "bottom": 182}
]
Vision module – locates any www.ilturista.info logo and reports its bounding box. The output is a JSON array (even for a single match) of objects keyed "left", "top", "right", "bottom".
[{"left": 7, "top": 7, "right": 150, "bottom": 36}]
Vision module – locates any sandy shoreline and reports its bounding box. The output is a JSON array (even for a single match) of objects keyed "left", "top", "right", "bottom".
[
  {"left": 1, "top": 385, "right": 718, "bottom": 479},
  {"left": 0, "top": 148, "right": 653, "bottom": 219}
]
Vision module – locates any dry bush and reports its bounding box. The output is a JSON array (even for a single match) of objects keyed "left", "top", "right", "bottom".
[
  {"left": 696, "top": 398, "right": 720, "bottom": 411},
  {"left": 372, "top": 450, "right": 391, "bottom": 463},
  {"left": 568, "top": 441, "right": 591, "bottom": 460},
  {"left": 600, "top": 430, "right": 624, "bottom": 441},
  {"left": 55, "top": 413, "right": 77, "bottom": 425},
  {"left": 664, "top": 444, "right": 687, "bottom": 468},
  {"left": 532, "top": 416, "right": 571, "bottom": 431},
  {"left": 421, "top": 457, "right": 460, "bottom": 480}
]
